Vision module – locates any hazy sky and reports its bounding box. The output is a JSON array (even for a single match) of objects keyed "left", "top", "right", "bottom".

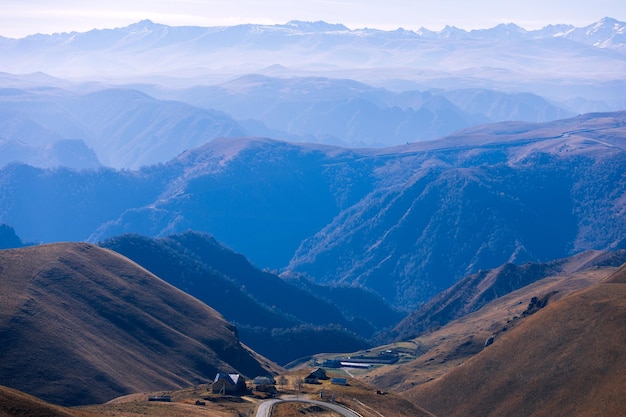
[{"left": 1, "top": 0, "right": 625, "bottom": 38}]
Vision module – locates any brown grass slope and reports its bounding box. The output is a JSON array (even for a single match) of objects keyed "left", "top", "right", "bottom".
[
  {"left": 0, "top": 243, "right": 271, "bottom": 407},
  {"left": 0, "top": 383, "right": 247, "bottom": 417},
  {"left": 361, "top": 265, "right": 613, "bottom": 392},
  {"left": 405, "top": 263, "right": 626, "bottom": 417},
  {"left": 605, "top": 262, "right": 626, "bottom": 283},
  {"left": 0, "top": 385, "right": 77, "bottom": 417},
  {"left": 386, "top": 250, "right": 626, "bottom": 341}
]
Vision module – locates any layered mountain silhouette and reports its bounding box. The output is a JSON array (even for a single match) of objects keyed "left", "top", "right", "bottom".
[
  {"left": 0, "top": 75, "right": 575, "bottom": 168},
  {"left": 0, "top": 242, "right": 271, "bottom": 406},
  {"left": 155, "top": 74, "right": 571, "bottom": 147},
  {"left": 0, "top": 224, "right": 25, "bottom": 249},
  {"left": 0, "top": 138, "right": 101, "bottom": 170},
  {"left": 1, "top": 19, "right": 624, "bottom": 167},
  {"left": 0, "top": 86, "right": 246, "bottom": 168},
  {"left": 0, "top": 111, "right": 624, "bottom": 309}
]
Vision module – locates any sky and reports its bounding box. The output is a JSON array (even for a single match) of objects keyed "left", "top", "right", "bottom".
[{"left": 1, "top": 0, "right": 625, "bottom": 38}]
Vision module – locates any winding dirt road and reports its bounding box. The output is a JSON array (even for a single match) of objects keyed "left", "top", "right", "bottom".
[{"left": 255, "top": 398, "right": 363, "bottom": 417}]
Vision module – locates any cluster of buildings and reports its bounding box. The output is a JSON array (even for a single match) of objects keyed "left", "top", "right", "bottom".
[{"left": 209, "top": 367, "right": 348, "bottom": 396}]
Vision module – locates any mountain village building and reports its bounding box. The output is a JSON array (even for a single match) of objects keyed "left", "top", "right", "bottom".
[{"left": 212, "top": 373, "right": 246, "bottom": 394}]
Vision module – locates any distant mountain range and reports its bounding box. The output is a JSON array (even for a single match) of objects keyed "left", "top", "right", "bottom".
[
  {"left": 1, "top": 17, "right": 625, "bottom": 70},
  {"left": 152, "top": 74, "right": 571, "bottom": 148},
  {"left": 0, "top": 85, "right": 246, "bottom": 168},
  {"left": 0, "top": 17, "right": 624, "bottom": 168},
  {"left": 0, "top": 17, "right": 624, "bottom": 107},
  {"left": 0, "top": 111, "right": 624, "bottom": 309},
  {"left": 0, "top": 77, "right": 574, "bottom": 167},
  {"left": 4, "top": 17, "right": 625, "bottom": 47}
]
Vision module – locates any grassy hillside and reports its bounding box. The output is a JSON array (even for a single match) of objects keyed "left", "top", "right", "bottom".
[
  {"left": 0, "top": 243, "right": 273, "bottom": 406},
  {"left": 404, "top": 263, "right": 626, "bottom": 417},
  {"left": 386, "top": 250, "right": 626, "bottom": 341},
  {"left": 0, "top": 385, "right": 78, "bottom": 417},
  {"left": 325, "top": 264, "right": 613, "bottom": 393}
]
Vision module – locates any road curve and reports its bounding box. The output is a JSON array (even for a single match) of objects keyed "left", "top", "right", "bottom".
[
  {"left": 255, "top": 398, "right": 363, "bottom": 417},
  {"left": 255, "top": 399, "right": 281, "bottom": 417}
]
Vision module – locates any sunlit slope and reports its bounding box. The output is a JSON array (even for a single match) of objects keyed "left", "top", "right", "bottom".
[
  {"left": 386, "top": 249, "right": 626, "bottom": 341},
  {"left": 0, "top": 243, "right": 270, "bottom": 406},
  {"left": 0, "top": 385, "right": 79, "bottom": 417},
  {"left": 363, "top": 261, "right": 617, "bottom": 392},
  {"left": 405, "top": 263, "right": 626, "bottom": 417}
]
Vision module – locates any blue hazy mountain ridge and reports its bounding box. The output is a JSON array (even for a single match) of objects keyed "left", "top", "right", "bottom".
[
  {"left": 90, "top": 138, "right": 368, "bottom": 268},
  {"left": 0, "top": 224, "right": 25, "bottom": 249},
  {"left": 167, "top": 75, "right": 482, "bottom": 147},
  {"left": 287, "top": 117, "right": 626, "bottom": 308},
  {"left": 0, "top": 86, "right": 247, "bottom": 169},
  {"left": 0, "top": 76, "right": 573, "bottom": 166},
  {"left": 0, "top": 18, "right": 624, "bottom": 107},
  {"left": 0, "top": 163, "right": 169, "bottom": 243},
  {"left": 0, "top": 112, "right": 624, "bottom": 309},
  {"left": 155, "top": 75, "right": 571, "bottom": 147},
  {"left": 0, "top": 139, "right": 101, "bottom": 169},
  {"left": 0, "top": 87, "right": 100, "bottom": 168}
]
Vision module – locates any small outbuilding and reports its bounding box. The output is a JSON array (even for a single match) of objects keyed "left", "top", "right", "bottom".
[
  {"left": 331, "top": 377, "right": 347, "bottom": 386},
  {"left": 310, "top": 368, "right": 328, "bottom": 379},
  {"left": 148, "top": 395, "right": 171, "bottom": 402},
  {"left": 253, "top": 376, "right": 274, "bottom": 386},
  {"left": 305, "top": 368, "right": 328, "bottom": 384},
  {"left": 253, "top": 375, "right": 276, "bottom": 393},
  {"left": 305, "top": 374, "right": 319, "bottom": 384},
  {"left": 322, "top": 359, "right": 341, "bottom": 368}
]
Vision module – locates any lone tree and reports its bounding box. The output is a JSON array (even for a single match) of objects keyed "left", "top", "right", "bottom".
[
  {"left": 278, "top": 375, "right": 288, "bottom": 390},
  {"left": 294, "top": 377, "right": 304, "bottom": 394}
]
